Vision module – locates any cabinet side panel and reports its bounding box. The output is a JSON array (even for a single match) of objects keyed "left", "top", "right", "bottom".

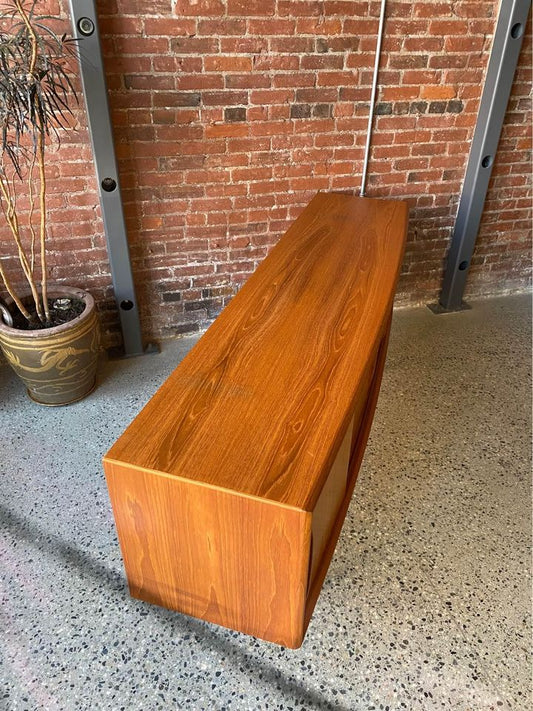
[
  {"left": 308, "top": 415, "right": 353, "bottom": 590},
  {"left": 303, "top": 313, "right": 393, "bottom": 632},
  {"left": 347, "top": 312, "right": 392, "bottom": 489},
  {"left": 103, "top": 461, "right": 311, "bottom": 647}
]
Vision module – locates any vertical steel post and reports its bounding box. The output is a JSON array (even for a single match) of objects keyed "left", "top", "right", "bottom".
[
  {"left": 438, "top": 0, "right": 531, "bottom": 311},
  {"left": 68, "top": 0, "right": 146, "bottom": 355}
]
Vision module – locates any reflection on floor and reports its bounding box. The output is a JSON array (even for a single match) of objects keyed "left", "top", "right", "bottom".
[{"left": 1, "top": 292, "right": 531, "bottom": 711}]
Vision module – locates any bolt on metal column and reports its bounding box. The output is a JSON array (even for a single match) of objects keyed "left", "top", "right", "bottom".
[
  {"left": 436, "top": 0, "right": 531, "bottom": 312},
  {"left": 68, "top": 0, "right": 149, "bottom": 356}
]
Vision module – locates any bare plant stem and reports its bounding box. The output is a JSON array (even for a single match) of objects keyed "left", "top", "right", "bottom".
[
  {"left": 8, "top": 1, "right": 49, "bottom": 322},
  {"left": 0, "top": 260, "right": 32, "bottom": 321},
  {"left": 27, "top": 149, "right": 37, "bottom": 272},
  {"left": 36, "top": 130, "right": 48, "bottom": 321},
  {"left": 0, "top": 173, "right": 44, "bottom": 322},
  {"left": 14, "top": 0, "right": 38, "bottom": 74}
]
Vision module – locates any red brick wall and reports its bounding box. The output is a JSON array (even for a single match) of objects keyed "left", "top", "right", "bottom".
[{"left": 0, "top": 1, "right": 531, "bottom": 345}]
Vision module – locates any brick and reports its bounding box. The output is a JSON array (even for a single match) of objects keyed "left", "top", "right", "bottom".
[
  {"left": 428, "top": 101, "right": 449, "bottom": 114},
  {"left": 152, "top": 92, "right": 201, "bottom": 108},
  {"left": 202, "top": 91, "right": 249, "bottom": 106},
  {"left": 124, "top": 75, "right": 175, "bottom": 91},
  {"left": 273, "top": 73, "right": 315, "bottom": 88},
  {"left": 403, "top": 70, "right": 441, "bottom": 85},
  {"left": 403, "top": 37, "right": 444, "bottom": 53},
  {"left": 296, "top": 18, "right": 342, "bottom": 35},
  {"left": 394, "top": 102, "right": 411, "bottom": 116},
  {"left": 413, "top": 3, "right": 456, "bottom": 18},
  {"left": 290, "top": 104, "right": 312, "bottom": 119},
  {"left": 254, "top": 55, "right": 300, "bottom": 71},
  {"left": 421, "top": 85, "right": 457, "bottom": 101},
  {"left": 177, "top": 75, "right": 223, "bottom": 91},
  {"left": 225, "top": 107, "right": 247, "bottom": 122},
  {"left": 162, "top": 292, "right": 182, "bottom": 303},
  {"left": 375, "top": 102, "right": 393, "bottom": 116},
  {"left": 228, "top": 0, "right": 276, "bottom": 15},
  {"left": 345, "top": 53, "right": 376, "bottom": 69},
  {"left": 317, "top": 71, "right": 358, "bottom": 87},
  {"left": 429, "top": 20, "right": 470, "bottom": 36},
  {"left": 204, "top": 56, "right": 253, "bottom": 72},
  {"left": 315, "top": 133, "right": 354, "bottom": 148},
  {"left": 444, "top": 35, "right": 486, "bottom": 53},
  {"left": 144, "top": 18, "right": 196, "bottom": 36},
  {"left": 389, "top": 55, "right": 429, "bottom": 70},
  {"left": 408, "top": 100, "right": 428, "bottom": 116},
  {"left": 301, "top": 55, "right": 344, "bottom": 70},
  {"left": 248, "top": 106, "right": 269, "bottom": 121},
  {"left": 429, "top": 55, "right": 469, "bottom": 69},
  {"left": 313, "top": 104, "right": 333, "bottom": 118},
  {"left": 226, "top": 137, "right": 271, "bottom": 153},
  {"left": 447, "top": 100, "right": 464, "bottom": 114},
  {"left": 174, "top": 0, "right": 225, "bottom": 15},
  {"left": 269, "top": 104, "right": 291, "bottom": 120},
  {"left": 170, "top": 37, "right": 219, "bottom": 54},
  {"left": 248, "top": 19, "right": 296, "bottom": 35},
  {"left": 277, "top": 0, "right": 324, "bottom": 16},
  {"left": 232, "top": 167, "right": 273, "bottom": 182},
  {"left": 296, "top": 88, "right": 338, "bottom": 103},
  {"left": 249, "top": 121, "right": 292, "bottom": 137},
  {"left": 206, "top": 123, "right": 249, "bottom": 139},
  {"left": 270, "top": 37, "right": 315, "bottom": 53},
  {"left": 114, "top": 37, "right": 169, "bottom": 55},
  {"left": 323, "top": 36, "right": 361, "bottom": 52},
  {"left": 197, "top": 19, "right": 246, "bottom": 35},
  {"left": 381, "top": 86, "right": 420, "bottom": 101},
  {"left": 221, "top": 38, "right": 268, "bottom": 53}
]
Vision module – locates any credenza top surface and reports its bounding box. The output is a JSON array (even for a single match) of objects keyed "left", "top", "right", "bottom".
[{"left": 105, "top": 192, "right": 408, "bottom": 510}]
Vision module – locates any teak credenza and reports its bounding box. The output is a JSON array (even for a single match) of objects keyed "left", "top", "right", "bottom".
[{"left": 103, "top": 192, "right": 408, "bottom": 648}]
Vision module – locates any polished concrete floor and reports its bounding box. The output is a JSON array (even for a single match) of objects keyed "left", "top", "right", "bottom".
[{"left": 0, "top": 292, "right": 531, "bottom": 711}]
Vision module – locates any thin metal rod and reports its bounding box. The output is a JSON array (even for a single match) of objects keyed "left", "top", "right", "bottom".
[
  {"left": 68, "top": 0, "right": 145, "bottom": 356},
  {"left": 438, "top": 0, "right": 531, "bottom": 311},
  {"left": 360, "top": 0, "right": 387, "bottom": 197}
]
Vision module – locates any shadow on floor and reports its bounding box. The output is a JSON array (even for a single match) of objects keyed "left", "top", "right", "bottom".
[{"left": 0, "top": 503, "right": 349, "bottom": 711}]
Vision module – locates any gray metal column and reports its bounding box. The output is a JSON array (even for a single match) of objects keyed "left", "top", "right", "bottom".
[
  {"left": 437, "top": 0, "right": 531, "bottom": 312},
  {"left": 68, "top": 0, "right": 147, "bottom": 356}
]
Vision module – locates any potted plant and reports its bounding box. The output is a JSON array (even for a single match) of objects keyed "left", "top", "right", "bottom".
[{"left": 0, "top": 0, "right": 99, "bottom": 406}]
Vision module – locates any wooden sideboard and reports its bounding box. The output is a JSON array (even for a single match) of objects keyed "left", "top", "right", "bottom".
[{"left": 104, "top": 192, "right": 408, "bottom": 647}]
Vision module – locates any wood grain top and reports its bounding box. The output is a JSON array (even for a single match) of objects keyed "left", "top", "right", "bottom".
[{"left": 105, "top": 192, "right": 408, "bottom": 510}]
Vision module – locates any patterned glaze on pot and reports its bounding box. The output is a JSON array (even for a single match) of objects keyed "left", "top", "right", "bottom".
[{"left": 0, "top": 286, "right": 100, "bottom": 406}]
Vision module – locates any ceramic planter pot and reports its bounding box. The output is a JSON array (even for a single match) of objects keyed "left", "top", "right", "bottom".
[{"left": 0, "top": 285, "right": 100, "bottom": 406}]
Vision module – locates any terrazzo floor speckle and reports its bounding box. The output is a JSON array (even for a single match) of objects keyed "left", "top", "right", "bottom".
[{"left": 1, "top": 292, "right": 531, "bottom": 711}]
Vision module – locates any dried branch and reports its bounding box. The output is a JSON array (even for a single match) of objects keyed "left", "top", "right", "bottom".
[
  {"left": 27, "top": 140, "right": 36, "bottom": 271},
  {"left": 0, "top": 0, "right": 78, "bottom": 324},
  {"left": 0, "top": 169, "right": 43, "bottom": 320}
]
